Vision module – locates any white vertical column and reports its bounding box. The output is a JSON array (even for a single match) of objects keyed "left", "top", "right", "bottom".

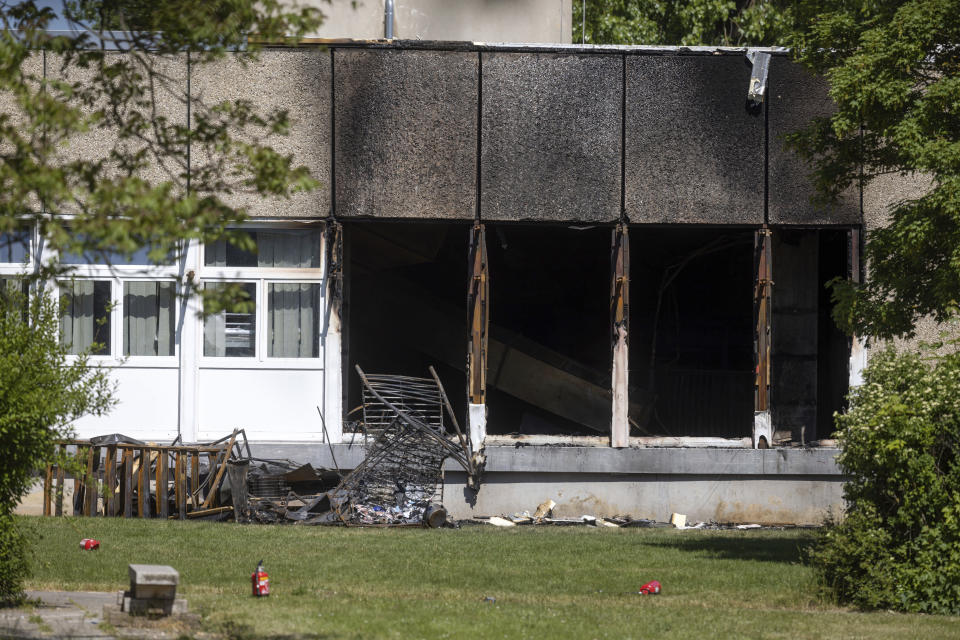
[
  {"left": 610, "top": 224, "right": 630, "bottom": 448},
  {"left": 322, "top": 302, "right": 343, "bottom": 444},
  {"left": 177, "top": 239, "right": 201, "bottom": 443},
  {"left": 321, "top": 225, "right": 343, "bottom": 443}
]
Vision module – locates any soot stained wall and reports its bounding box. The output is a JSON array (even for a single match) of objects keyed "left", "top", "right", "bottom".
[
  {"left": 480, "top": 52, "right": 622, "bottom": 223},
  {"left": 625, "top": 55, "right": 764, "bottom": 224},
  {"left": 334, "top": 49, "right": 478, "bottom": 219},
  {"left": 767, "top": 57, "right": 860, "bottom": 225}
]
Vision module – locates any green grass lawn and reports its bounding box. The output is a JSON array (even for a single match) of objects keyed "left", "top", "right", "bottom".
[{"left": 17, "top": 516, "right": 959, "bottom": 639}]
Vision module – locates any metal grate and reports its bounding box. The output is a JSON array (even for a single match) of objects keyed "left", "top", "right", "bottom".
[{"left": 361, "top": 374, "right": 444, "bottom": 439}]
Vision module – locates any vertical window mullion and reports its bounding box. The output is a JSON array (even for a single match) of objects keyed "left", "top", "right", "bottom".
[
  {"left": 113, "top": 277, "right": 122, "bottom": 359},
  {"left": 258, "top": 278, "right": 266, "bottom": 362}
]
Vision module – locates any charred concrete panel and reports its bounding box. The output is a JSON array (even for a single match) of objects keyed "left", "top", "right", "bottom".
[
  {"left": 768, "top": 58, "right": 860, "bottom": 224},
  {"left": 334, "top": 49, "right": 477, "bottom": 219},
  {"left": 480, "top": 52, "right": 621, "bottom": 222},
  {"left": 192, "top": 50, "right": 331, "bottom": 218},
  {"left": 625, "top": 55, "right": 763, "bottom": 224}
]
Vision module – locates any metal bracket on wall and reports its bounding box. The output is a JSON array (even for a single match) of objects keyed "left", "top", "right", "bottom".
[{"left": 746, "top": 51, "right": 771, "bottom": 107}]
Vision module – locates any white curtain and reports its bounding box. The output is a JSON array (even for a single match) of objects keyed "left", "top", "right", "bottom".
[
  {"left": 124, "top": 281, "right": 174, "bottom": 356},
  {"left": 60, "top": 281, "right": 96, "bottom": 354},
  {"left": 258, "top": 232, "right": 321, "bottom": 268},
  {"left": 206, "top": 230, "right": 321, "bottom": 268},
  {"left": 268, "top": 283, "right": 320, "bottom": 357}
]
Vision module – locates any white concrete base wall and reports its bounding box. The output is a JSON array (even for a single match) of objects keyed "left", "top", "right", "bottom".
[{"left": 443, "top": 471, "right": 845, "bottom": 525}]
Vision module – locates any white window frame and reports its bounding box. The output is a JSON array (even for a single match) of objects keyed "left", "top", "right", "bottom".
[
  {"left": 0, "top": 224, "right": 36, "bottom": 279},
  {"left": 198, "top": 222, "right": 326, "bottom": 370},
  {"left": 52, "top": 243, "right": 182, "bottom": 369}
]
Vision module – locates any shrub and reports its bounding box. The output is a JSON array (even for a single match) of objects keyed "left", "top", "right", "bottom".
[
  {"left": 811, "top": 346, "right": 960, "bottom": 614},
  {"left": 0, "top": 287, "right": 113, "bottom": 604},
  {"left": 0, "top": 514, "right": 27, "bottom": 606}
]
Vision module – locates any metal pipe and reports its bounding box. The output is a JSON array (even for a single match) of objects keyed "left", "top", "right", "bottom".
[{"left": 384, "top": 0, "right": 394, "bottom": 39}]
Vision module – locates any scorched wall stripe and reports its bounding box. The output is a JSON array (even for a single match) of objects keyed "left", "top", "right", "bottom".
[
  {"left": 479, "top": 52, "right": 622, "bottom": 223},
  {"left": 624, "top": 54, "right": 764, "bottom": 224},
  {"left": 333, "top": 48, "right": 478, "bottom": 219}
]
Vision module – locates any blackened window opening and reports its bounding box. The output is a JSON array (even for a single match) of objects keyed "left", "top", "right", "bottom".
[
  {"left": 344, "top": 221, "right": 469, "bottom": 434},
  {"left": 485, "top": 224, "right": 610, "bottom": 436},
  {"left": 629, "top": 228, "right": 754, "bottom": 438}
]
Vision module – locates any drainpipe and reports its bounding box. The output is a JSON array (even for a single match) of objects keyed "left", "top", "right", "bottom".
[{"left": 384, "top": 0, "right": 394, "bottom": 39}]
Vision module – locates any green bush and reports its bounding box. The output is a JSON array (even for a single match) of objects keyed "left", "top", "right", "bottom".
[
  {"left": 0, "top": 514, "right": 27, "bottom": 606},
  {"left": 812, "top": 346, "right": 960, "bottom": 614},
  {"left": 0, "top": 287, "right": 113, "bottom": 604}
]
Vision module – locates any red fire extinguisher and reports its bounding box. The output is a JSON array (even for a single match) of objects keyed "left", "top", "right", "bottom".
[{"left": 251, "top": 560, "right": 270, "bottom": 597}]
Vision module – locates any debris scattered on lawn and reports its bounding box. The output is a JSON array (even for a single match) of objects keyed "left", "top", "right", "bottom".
[
  {"left": 486, "top": 516, "right": 516, "bottom": 528},
  {"left": 533, "top": 499, "right": 555, "bottom": 520},
  {"left": 328, "top": 367, "right": 475, "bottom": 526},
  {"left": 468, "top": 513, "right": 804, "bottom": 530},
  {"left": 79, "top": 538, "right": 99, "bottom": 550},
  {"left": 670, "top": 513, "right": 687, "bottom": 528},
  {"left": 638, "top": 580, "right": 661, "bottom": 595}
]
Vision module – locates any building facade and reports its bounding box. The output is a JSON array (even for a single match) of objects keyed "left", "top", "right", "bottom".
[{"left": 6, "top": 41, "right": 879, "bottom": 523}]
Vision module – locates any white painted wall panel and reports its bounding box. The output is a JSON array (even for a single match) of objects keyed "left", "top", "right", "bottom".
[
  {"left": 71, "top": 367, "right": 179, "bottom": 441},
  {"left": 197, "top": 368, "right": 325, "bottom": 441}
]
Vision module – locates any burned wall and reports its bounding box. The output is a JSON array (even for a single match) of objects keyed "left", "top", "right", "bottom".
[
  {"left": 624, "top": 55, "right": 764, "bottom": 224},
  {"left": 767, "top": 57, "right": 860, "bottom": 225},
  {"left": 480, "top": 53, "right": 622, "bottom": 223},
  {"left": 334, "top": 49, "right": 478, "bottom": 219}
]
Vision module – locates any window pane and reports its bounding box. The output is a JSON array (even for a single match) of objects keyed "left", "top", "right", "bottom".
[
  {"left": 268, "top": 283, "right": 321, "bottom": 358},
  {"left": 203, "top": 282, "right": 256, "bottom": 357},
  {"left": 205, "top": 230, "right": 322, "bottom": 268},
  {"left": 124, "top": 281, "right": 175, "bottom": 356},
  {"left": 61, "top": 244, "right": 174, "bottom": 266},
  {"left": 60, "top": 280, "right": 111, "bottom": 355},
  {"left": 0, "top": 230, "right": 30, "bottom": 264},
  {"left": 0, "top": 277, "right": 29, "bottom": 298},
  {"left": 0, "top": 278, "right": 29, "bottom": 322}
]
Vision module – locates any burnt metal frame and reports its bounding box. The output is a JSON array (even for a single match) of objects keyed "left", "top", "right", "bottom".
[
  {"left": 611, "top": 223, "right": 630, "bottom": 447},
  {"left": 753, "top": 226, "right": 773, "bottom": 416},
  {"left": 467, "top": 222, "right": 489, "bottom": 410}
]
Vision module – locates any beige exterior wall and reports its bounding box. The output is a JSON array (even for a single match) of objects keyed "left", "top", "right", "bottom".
[
  {"left": 862, "top": 172, "right": 960, "bottom": 355},
  {"left": 308, "top": 0, "right": 572, "bottom": 43}
]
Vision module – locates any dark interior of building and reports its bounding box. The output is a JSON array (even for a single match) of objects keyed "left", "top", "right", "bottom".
[
  {"left": 343, "top": 220, "right": 470, "bottom": 432},
  {"left": 344, "top": 221, "right": 853, "bottom": 442},
  {"left": 484, "top": 224, "right": 611, "bottom": 435},
  {"left": 628, "top": 227, "right": 755, "bottom": 438}
]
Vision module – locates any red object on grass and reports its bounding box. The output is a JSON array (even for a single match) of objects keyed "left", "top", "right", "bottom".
[
  {"left": 79, "top": 538, "right": 100, "bottom": 551},
  {"left": 639, "top": 580, "right": 661, "bottom": 595},
  {"left": 251, "top": 560, "right": 270, "bottom": 597}
]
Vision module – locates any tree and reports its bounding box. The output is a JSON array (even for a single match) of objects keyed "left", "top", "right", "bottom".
[
  {"left": 0, "top": 0, "right": 324, "bottom": 603},
  {"left": 573, "top": 0, "right": 792, "bottom": 47},
  {"left": 0, "top": 0, "right": 323, "bottom": 308},
  {"left": 784, "top": 0, "right": 960, "bottom": 339},
  {"left": 0, "top": 287, "right": 113, "bottom": 604}
]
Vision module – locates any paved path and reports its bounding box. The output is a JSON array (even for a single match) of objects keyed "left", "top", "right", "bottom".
[
  {"left": 0, "top": 591, "right": 114, "bottom": 639},
  {"left": 0, "top": 591, "right": 195, "bottom": 639}
]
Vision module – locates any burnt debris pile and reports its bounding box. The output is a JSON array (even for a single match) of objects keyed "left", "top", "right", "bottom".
[{"left": 328, "top": 367, "right": 475, "bottom": 526}]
